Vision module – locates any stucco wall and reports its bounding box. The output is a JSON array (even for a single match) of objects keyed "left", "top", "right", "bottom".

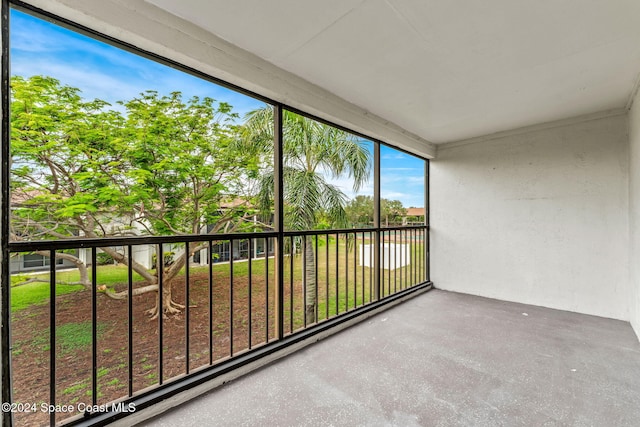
[
  {"left": 629, "top": 92, "right": 640, "bottom": 339},
  {"left": 431, "top": 114, "right": 630, "bottom": 320}
]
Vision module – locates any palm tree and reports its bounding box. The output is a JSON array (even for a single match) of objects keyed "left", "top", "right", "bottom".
[{"left": 242, "top": 107, "right": 371, "bottom": 320}]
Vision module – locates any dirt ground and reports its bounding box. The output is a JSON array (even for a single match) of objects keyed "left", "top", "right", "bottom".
[{"left": 10, "top": 269, "right": 279, "bottom": 426}]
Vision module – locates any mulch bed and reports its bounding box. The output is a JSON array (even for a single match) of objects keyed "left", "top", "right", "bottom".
[{"left": 10, "top": 269, "right": 281, "bottom": 426}]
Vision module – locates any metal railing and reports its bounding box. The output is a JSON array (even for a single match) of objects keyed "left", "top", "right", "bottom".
[{"left": 7, "top": 225, "right": 429, "bottom": 426}]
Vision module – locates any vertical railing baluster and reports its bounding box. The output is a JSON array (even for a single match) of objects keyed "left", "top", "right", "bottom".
[
  {"left": 407, "top": 229, "right": 410, "bottom": 287},
  {"left": 314, "top": 234, "right": 318, "bottom": 324},
  {"left": 353, "top": 233, "right": 357, "bottom": 307},
  {"left": 289, "top": 237, "right": 293, "bottom": 333},
  {"left": 420, "top": 228, "right": 427, "bottom": 282},
  {"left": 394, "top": 230, "right": 397, "bottom": 294},
  {"left": 265, "top": 237, "right": 269, "bottom": 342},
  {"left": 345, "top": 233, "right": 348, "bottom": 310},
  {"left": 361, "top": 232, "right": 365, "bottom": 306},
  {"left": 325, "top": 233, "right": 329, "bottom": 320},
  {"left": 426, "top": 226, "right": 430, "bottom": 282},
  {"left": 423, "top": 228, "right": 426, "bottom": 281},
  {"left": 413, "top": 229, "right": 416, "bottom": 286},
  {"left": 416, "top": 229, "right": 419, "bottom": 285},
  {"left": 405, "top": 230, "right": 408, "bottom": 287},
  {"left": 414, "top": 229, "right": 418, "bottom": 284},
  {"left": 208, "top": 241, "right": 214, "bottom": 365},
  {"left": 408, "top": 230, "right": 411, "bottom": 288},
  {"left": 369, "top": 234, "right": 373, "bottom": 302},
  {"left": 388, "top": 231, "right": 391, "bottom": 296},
  {"left": 49, "top": 249, "right": 56, "bottom": 427},
  {"left": 401, "top": 230, "right": 404, "bottom": 289},
  {"left": 357, "top": 232, "right": 361, "bottom": 306},
  {"left": 230, "top": 239, "right": 234, "bottom": 357},
  {"left": 408, "top": 229, "right": 411, "bottom": 286},
  {"left": 185, "top": 242, "right": 190, "bottom": 374},
  {"left": 417, "top": 229, "right": 420, "bottom": 283},
  {"left": 410, "top": 230, "right": 418, "bottom": 286},
  {"left": 420, "top": 228, "right": 423, "bottom": 282},
  {"left": 91, "top": 248, "right": 97, "bottom": 405},
  {"left": 372, "top": 229, "right": 383, "bottom": 301},
  {"left": 407, "top": 230, "right": 410, "bottom": 287},
  {"left": 127, "top": 246, "right": 133, "bottom": 397},
  {"left": 406, "top": 230, "right": 410, "bottom": 286},
  {"left": 411, "top": 229, "right": 414, "bottom": 286},
  {"left": 396, "top": 229, "right": 404, "bottom": 290},
  {"left": 158, "top": 244, "right": 164, "bottom": 385},
  {"left": 420, "top": 229, "right": 425, "bottom": 282},
  {"left": 302, "top": 235, "right": 307, "bottom": 328},
  {"left": 409, "top": 229, "right": 412, "bottom": 287},
  {"left": 402, "top": 230, "right": 405, "bottom": 290},
  {"left": 419, "top": 229, "right": 422, "bottom": 283},
  {"left": 248, "top": 239, "right": 253, "bottom": 349},
  {"left": 380, "top": 232, "right": 385, "bottom": 298},
  {"left": 335, "top": 234, "right": 339, "bottom": 314},
  {"left": 416, "top": 229, "right": 419, "bottom": 283}
]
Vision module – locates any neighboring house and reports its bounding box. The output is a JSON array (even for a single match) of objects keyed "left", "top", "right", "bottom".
[
  {"left": 403, "top": 207, "right": 425, "bottom": 226},
  {"left": 193, "top": 200, "right": 274, "bottom": 265},
  {"left": 193, "top": 237, "right": 275, "bottom": 265},
  {"left": 10, "top": 252, "right": 68, "bottom": 273},
  {"left": 9, "top": 189, "right": 78, "bottom": 273}
]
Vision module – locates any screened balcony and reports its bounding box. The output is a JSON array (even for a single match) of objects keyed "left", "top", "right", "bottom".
[{"left": 2, "top": 1, "right": 640, "bottom": 427}]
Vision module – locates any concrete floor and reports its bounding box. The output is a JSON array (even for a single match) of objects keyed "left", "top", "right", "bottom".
[{"left": 141, "top": 290, "right": 640, "bottom": 426}]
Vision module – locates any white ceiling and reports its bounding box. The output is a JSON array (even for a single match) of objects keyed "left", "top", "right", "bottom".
[{"left": 147, "top": 0, "right": 640, "bottom": 144}]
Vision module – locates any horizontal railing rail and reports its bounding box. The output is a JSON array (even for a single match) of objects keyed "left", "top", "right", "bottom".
[{"left": 7, "top": 225, "right": 429, "bottom": 251}]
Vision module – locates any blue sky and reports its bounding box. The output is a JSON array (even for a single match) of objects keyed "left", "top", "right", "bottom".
[{"left": 10, "top": 9, "right": 426, "bottom": 208}]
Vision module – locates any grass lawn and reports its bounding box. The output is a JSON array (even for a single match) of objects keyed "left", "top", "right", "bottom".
[
  {"left": 11, "top": 237, "right": 426, "bottom": 318},
  {"left": 11, "top": 282, "right": 85, "bottom": 312}
]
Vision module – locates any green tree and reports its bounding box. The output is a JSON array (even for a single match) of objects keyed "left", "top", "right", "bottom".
[
  {"left": 381, "top": 199, "right": 406, "bottom": 226},
  {"left": 10, "top": 75, "right": 260, "bottom": 317},
  {"left": 344, "top": 195, "right": 374, "bottom": 227},
  {"left": 242, "top": 107, "right": 371, "bottom": 320},
  {"left": 119, "top": 90, "right": 261, "bottom": 316},
  {"left": 344, "top": 196, "right": 406, "bottom": 226},
  {"left": 11, "top": 75, "right": 131, "bottom": 287}
]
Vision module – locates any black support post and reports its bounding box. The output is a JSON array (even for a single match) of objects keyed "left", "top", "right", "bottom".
[
  {"left": 274, "top": 105, "right": 285, "bottom": 339},
  {"left": 425, "top": 160, "right": 430, "bottom": 282},
  {"left": 1, "top": 2, "right": 11, "bottom": 425},
  {"left": 373, "top": 143, "right": 381, "bottom": 301}
]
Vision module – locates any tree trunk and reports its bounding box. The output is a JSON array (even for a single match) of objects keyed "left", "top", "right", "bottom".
[
  {"left": 304, "top": 236, "right": 316, "bottom": 322},
  {"left": 99, "top": 242, "right": 210, "bottom": 318},
  {"left": 35, "top": 251, "right": 91, "bottom": 289},
  {"left": 145, "top": 241, "right": 207, "bottom": 318},
  {"left": 95, "top": 245, "right": 181, "bottom": 318},
  {"left": 99, "top": 246, "right": 157, "bottom": 284},
  {"left": 146, "top": 280, "right": 182, "bottom": 319}
]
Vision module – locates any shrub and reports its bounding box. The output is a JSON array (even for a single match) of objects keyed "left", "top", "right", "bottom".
[{"left": 96, "top": 252, "right": 115, "bottom": 265}]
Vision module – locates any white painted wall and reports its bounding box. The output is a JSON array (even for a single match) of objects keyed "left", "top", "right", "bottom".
[
  {"left": 629, "top": 91, "right": 640, "bottom": 339},
  {"left": 431, "top": 114, "right": 630, "bottom": 320}
]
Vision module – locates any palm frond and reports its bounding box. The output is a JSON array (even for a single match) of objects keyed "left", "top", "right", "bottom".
[{"left": 241, "top": 107, "right": 372, "bottom": 230}]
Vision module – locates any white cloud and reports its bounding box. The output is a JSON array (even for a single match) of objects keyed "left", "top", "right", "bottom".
[{"left": 11, "top": 9, "right": 265, "bottom": 118}]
